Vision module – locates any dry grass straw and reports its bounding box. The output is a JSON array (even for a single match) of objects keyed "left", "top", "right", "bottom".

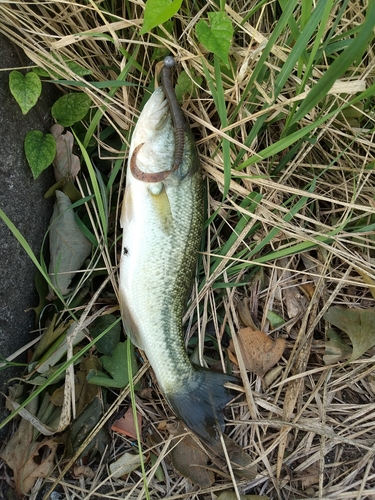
[{"left": 1, "top": 0, "right": 375, "bottom": 498}]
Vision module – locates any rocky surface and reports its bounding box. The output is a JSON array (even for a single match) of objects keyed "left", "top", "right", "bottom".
[{"left": 0, "top": 34, "right": 58, "bottom": 438}]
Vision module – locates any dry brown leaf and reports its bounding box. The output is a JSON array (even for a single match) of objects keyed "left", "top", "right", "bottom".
[
  {"left": 109, "top": 452, "right": 144, "bottom": 478},
  {"left": 169, "top": 424, "right": 214, "bottom": 488},
  {"left": 229, "top": 328, "right": 285, "bottom": 377},
  {"left": 0, "top": 415, "right": 57, "bottom": 496},
  {"left": 111, "top": 407, "right": 142, "bottom": 439},
  {"left": 72, "top": 465, "right": 95, "bottom": 479},
  {"left": 218, "top": 491, "right": 268, "bottom": 500},
  {"left": 299, "top": 462, "right": 320, "bottom": 489},
  {"left": 51, "top": 124, "right": 80, "bottom": 180},
  {"left": 221, "top": 436, "right": 257, "bottom": 480}
]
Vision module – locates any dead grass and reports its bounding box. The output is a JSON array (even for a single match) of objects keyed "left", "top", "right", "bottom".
[{"left": 1, "top": 0, "right": 375, "bottom": 499}]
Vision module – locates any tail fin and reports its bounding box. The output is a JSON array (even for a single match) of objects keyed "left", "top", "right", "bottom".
[{"left": 164, "top": 368, "right": 238, "bottom": 444}]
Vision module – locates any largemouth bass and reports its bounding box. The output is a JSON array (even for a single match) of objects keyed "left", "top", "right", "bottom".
[{"left": 119, "top": 63, "right": 236, "bottom": 444}]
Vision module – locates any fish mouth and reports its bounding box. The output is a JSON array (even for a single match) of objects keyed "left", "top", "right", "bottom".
[{"left": 151, "top": 88, "right": 170, "bottom": 131}]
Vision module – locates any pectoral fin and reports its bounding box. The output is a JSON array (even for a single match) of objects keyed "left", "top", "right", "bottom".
[
  {"left": 149, "top": 184, "right": 173, "bottom": 234},
  {"left": 120, "top": 185, "right": 133, "bottom": 228}
]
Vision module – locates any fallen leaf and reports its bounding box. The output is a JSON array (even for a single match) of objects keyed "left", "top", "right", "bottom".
[
  {"left": 109, "top": 452, "right": 145, "bottom": 478},
  {"left": 51, "top": 124, "right": 81, "bottom": 181},
  {"left": 150, "top": 452, "right": 165, "bottom": 482},
  {"left": 219, "top": 436, "right": 257, "bottom": 480},
  {"left": 300, "top": 282, "right": 315, "bottom": 300},
  {"left": 263, "top": 365, "right": 283, "bottom": 388},
  {"left": 237, "top": 299, "right": 257, "bottom": 329},
  {"left": 353, "top": 266, "right": 375, "bottom": 300},
  {"left": 323, "top": 328, "right": 352, "bottom": 364},
  {"left": 63, "top": 396, "right": 110, "bottom": 460},
  {"left": 299, "top": 462, "right": 320, "bottom": 489},
  {"left": 111, "top": 407, "right": 142, "bottom": 439},
  {"left": 278, "top": 261, "right": 308, "bottom": 320},
  {"left": 72, "top": 465, "right": 95, "bottom": 479},
  {"left": 217, "top": 491, "right": 268, "bottom": 500},
  {"left": 31, "top": 314, "right": 68, "bottom": 362},
  {"left": 323, "top": 307, "right": 375, "bottom": 362},
  {"left": 229, "top": 328, "right": 285, "bottom": 377},
  {"left": 169, "top": 424, "right": 214, "bottom": 488},
  {"left": 50, "top": 362, "right": 100, "bottom": 416},
  {"left": 283, "top": 284, "right": 307, "bottom": 320},
  {"left": 0, "top": 407, "right": 57, "bottom": 496},
  {"left": 266, "top": 310, "right": 285, "bottom": 330},
  {"left": 47, "top": 190, "right": 92, "bottom": 298},
  {"left": 35, "top": 321, "right": 86, "bottom": 374}
]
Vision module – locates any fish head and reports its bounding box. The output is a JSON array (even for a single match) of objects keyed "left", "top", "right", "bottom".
[
  {"left": 139, "top": 87, "right": 169, "bottom": 131},
  {"left": 129, "top": 88, "right": 175, "bottom": 177}
]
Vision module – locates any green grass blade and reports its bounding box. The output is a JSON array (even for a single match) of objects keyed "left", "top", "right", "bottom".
[
  {"left": 74, "top": 134, "right": 108, "bottom": 240},
  {"left": 127, "top": 339, "right": 150, "bottom": 500},
  {"left": 289, "top": 2, "right": 375, "bottom": 127}
]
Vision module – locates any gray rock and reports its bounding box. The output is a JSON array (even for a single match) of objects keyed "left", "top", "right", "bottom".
[{"left": 0, "top": 34, "right": 58, "bottom": 438}]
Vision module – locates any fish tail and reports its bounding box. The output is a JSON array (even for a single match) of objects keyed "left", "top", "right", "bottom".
[{"left": 164, "top": 368, "right": 238, "bottom": 444}]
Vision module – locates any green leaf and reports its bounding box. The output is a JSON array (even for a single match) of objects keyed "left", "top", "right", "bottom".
[
  {"left": 48, "top": 191, "right": 92, "bottom": 297},
  {"left": 51, "top": 92, "right": 92, "bottom": 127},
  {"left": 174, "top": 70, "right": 202, "bottom": 102},
  {"left": 289, "top": 1, "right": 375, "bottom": 126},
  {"left": 9, "top": 71, "right": 41, "bottom": 115},
  {"left": 87, "top": 340, "right": 138, "bottom": 388},
  {"left": 90, "top": 314, "right": 121, "bottom": 355},
  {"left": 29, "top": 271, "right": 49, "bottom": 324},
  {"left": 24, "top": 130, "right": 56, "bottom": 179},
  {"left": 323, "top": 328, "right": 352, "bottom": 364},
  {"left": 33, "top": 56, "right": 93, "bottom": 78},
  {"left": 196, "top": 12, "right": 233, "bottom": 65},
  {"left": 323, "top": 307, "right": 375, "bottom": 362},
  {"left": 141, "top": 0, "right": 183, "bottom": 34},
  {"left": 64, "top": 395, "right": 110, "bottom": 460}
]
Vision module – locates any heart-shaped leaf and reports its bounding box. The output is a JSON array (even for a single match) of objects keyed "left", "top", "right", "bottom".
[
  {"left": 24, "top": 130, "right": 56, "bottom": 179},
  {"left": 196, "top": 12, "right": 233, "bottom": 65},
  {"left": 9, "top": 70, "right": 41, "bottom": 115},
  {"left": 141, "top": 0, "right": 183, "bottom": 34},
  {"left": 90, "top": 314, "right": 121, "bottom": 356},
  {"left": 323, "top": 307, "right": 375, "bottom": 362},
  {"left": 87, "top": 340, "right": 138, "bottom": 388},
  {"left": 51, "top": 92, "right": 91, "bottom": 127}
]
